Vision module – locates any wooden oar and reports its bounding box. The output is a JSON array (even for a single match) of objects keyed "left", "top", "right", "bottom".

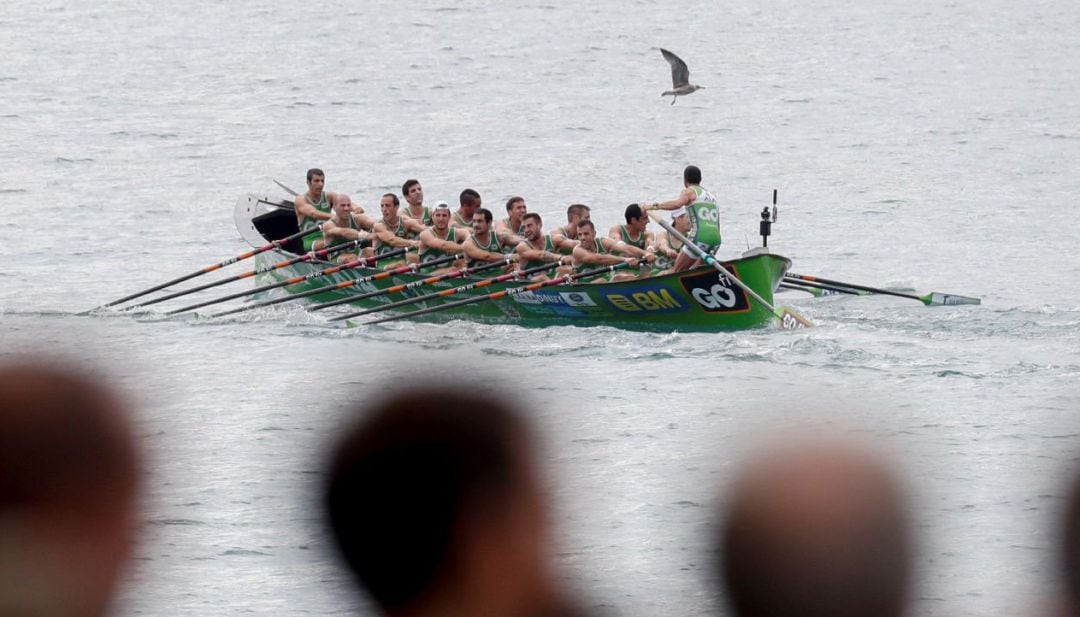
[
  {"left": 207, "top": 252, "right": 460, "bottom": 319},
  {"left": 166, "top": 248, "right": 406, "bottom": 316},
  {"left": 785, "top": 273, "right": 980, "bottom": 306},
  {"left": 309, "top": 255, "right": 514, "bottom": 312},
  {"left": 779, "top": 278, "right": 868, "bottom": 297},
  {"left": 96, "top": 226, "right": 321, "bottom": 309},
  {"left": 363, "top": 262, "right": 629, "bottom": 326},
  {"left": 647, "top": 212, "right": 813, "bottom": 329},
  {"left": 126, "top": 239, "right": 365, "bottom": 309},
  {"left": 329, "top": 261, "right": 560, "bottom": 322}
]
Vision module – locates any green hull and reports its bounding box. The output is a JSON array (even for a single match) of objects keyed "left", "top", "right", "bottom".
[{"left": 237, "top": 194, "right": 793, "bottom": 332}]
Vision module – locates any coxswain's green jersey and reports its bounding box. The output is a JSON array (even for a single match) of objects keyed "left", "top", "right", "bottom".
[
  {"left": 298, "top": 192, "right": 332, "bottom": 251},
  {"left": 418, "top": 227, "right": 460, "bottom": 266},
  {"left": 686, "top": 185, "right": 721, "bottom": 249},
  {"left": 521, "top": 235, "right": 556, "bottom": 272}
]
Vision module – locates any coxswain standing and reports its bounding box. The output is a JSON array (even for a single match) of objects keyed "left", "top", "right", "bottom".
[{"left": 642, "top": 164, "right": 722, "bottom": 272}]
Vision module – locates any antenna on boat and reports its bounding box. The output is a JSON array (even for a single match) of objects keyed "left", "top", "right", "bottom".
[{"left": 760, "top": 189, "right": 778, "bottom": 248}]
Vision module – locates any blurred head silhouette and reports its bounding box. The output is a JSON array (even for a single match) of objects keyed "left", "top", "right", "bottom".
[
  {"left": 0, "top": 360, "right": 140, "bottom": 617},
  {"left": 1060, "top": 471, "right": 1080, "bottom": 616},
  {"left": 325, "top": 388, "right": 567, "bottom": 617},
  {"left": 718, "top": 437, "right": 911, "bottom": 617}
]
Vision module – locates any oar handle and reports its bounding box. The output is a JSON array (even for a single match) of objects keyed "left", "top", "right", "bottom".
[{"left": 307, "top": 253, "right": 465, "bottom": 311}]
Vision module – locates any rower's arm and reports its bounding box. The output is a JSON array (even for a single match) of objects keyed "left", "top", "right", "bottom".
[
  {"left": 607, "top": 225, "right": 623, "bottom": 243},
  {"left": 323, "top": 222, "right": 362, "bottom": 241},
  {"left": 351, "top": 210, "right": 376, "bottom": 231},
  {"left": 463, "top": 238, "right": 505, "bottom": 263},
  {"left": 497, "top": 231, "right": 525, "bottom": 249},
  {"left": 573, "top": 244, "right": 632, "bottom": 267},
  {"left": 374, "top": 223, "right": 420, "bottom": 249},
  {"left": 550, "top": 231, "right": 580, "bottom": 252},
  {"left": 516, "top": 241, "right": 566, "bottom": 264},
  {"left": 655, "top": 232, "right": 679, "bottom": 259},
  {"left": 294, "top": 196, "right": 332, "bottom": 222},
  {"left": 404, "top": 218, "right": 428, "bottom": 234},
  {"left": 421, "top": 230, "right": 467, "bottom": 253},
  {"left": 606, "top": 237, "right": 653, "bottom": 261}
]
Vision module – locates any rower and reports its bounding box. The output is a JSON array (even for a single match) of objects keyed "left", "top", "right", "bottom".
[
  {"left": 642, "top": 164, "right": 722, "bottom": 271},
  {"left": 400, "top": 178, "right": 432, "bottom": 226},
  {"left": 515, "top": 213, "right": 571, "bottom": 281},
  {"left": 372, "top": 193, "right": 425, "bottom": 267},
  {"left": 550, "top": 203, "right": 590, "bottom": 252},
  {"left": 295, "top": 168, "right": 338, "bottom": 252},
  {"left": 464, "top": 208, "right": 522, "bottom": 272},
  {"left": 417, "top": 202, "right": 469, "bottom": 274},
  {"left": 652, "top": 207, "right": 690, "bottom": 273},
  {"left": 320, "top": 194, "right": 375, "bottom": 262},
  {"left": 453, "top": 188, "right": 482, "bottom": 231},
  {"left": 495, "top": 196, "right": 527, "bottom": 235},
  {"left": 609, "top": 203, "right": 656, "bottom": 253},
  {"left": 571, "top": 220, "right": 653, "bottom": 282}
]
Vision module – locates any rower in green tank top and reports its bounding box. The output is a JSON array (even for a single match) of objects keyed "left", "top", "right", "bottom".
[
  {"left": 570, "top": 220, "right": 654, "bottom": 283},
  {"left": 608, "top": 203, "right": 655, "bottom": 254},
  {"left": 321, "top": 194, "right": 375, "bottom": 263},
  {"left": 642, "top": 164, "right": 722, "bottom": 272},
  {"left": 372, "top": 193, "right": 425, "bottom": 268},
  {"left": 652, "top": 208, "right": 690, "bottom": 272},
  {"left": 294, "top": 168, "right": 337, "bottom": 252},
  {"left": 514, "top": 213, "right": 570, "bottom": 281},
  {"left": 495, "top": 196, "right": 527, "bottom": 235},
  {"left": 418, "top": 202, "right": 469, "bottom": 273},
  {"left": 463, "top": 207, "right": 521, "bottom": 272},
  {"left": 550, "top": 203, "right": 591, "bottom": 253},
  {"left": 400, "top": 178, "right": 433, "bottom": 226},
  {"left": 453, "top": 188, "right": 482, "bottom": 232}
]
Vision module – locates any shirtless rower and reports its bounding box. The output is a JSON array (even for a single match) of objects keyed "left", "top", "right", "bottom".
[
  {"left": 400, "top": 178, "right": 432, "bottom": 226},
  {"left": 372, "top": 193, "right": 425, "bottom": 267},
  {"left": 453, "top": 188, "right": 482, "bottom": 231},
  {"left": 653, "top": 207, "right": 690, "bottom": 273},
  {"left": 295, "top": 168, "right": 338, "bottom": 252},
  {"left": 571, "top": 220, "right": 653, "bottom": 282},
  {"left": 550, "top": 203, "right": 590, "bottom": 252},
  {"left": 642, "top": 164, "right": 722, "bottom": 271},
  {"left": 515, "top": 213, "right": 572, "bottom": 281},
  {"left": 495, "top": 196, "right": 527, "bottom": 235},
  {"left": 417, "top": 202, "right": 469, "bottom": 274},
  {"left": 320, "top": 194, "right": 376, "bottom": 262},
  {"left": 464, "top": 208, "right": 522, "bottom": 272}
]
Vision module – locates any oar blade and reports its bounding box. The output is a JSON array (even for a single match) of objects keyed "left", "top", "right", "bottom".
[
  {"left": 777, "top": 306, "right": 813, "bottom": 329},
  {"left": 923, "top": 292, "right": 981, "bottom": 306}
]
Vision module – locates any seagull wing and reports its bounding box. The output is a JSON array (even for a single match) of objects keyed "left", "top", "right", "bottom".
[{"left": 660, "top": 48, "right": 690, "bottom": 88}]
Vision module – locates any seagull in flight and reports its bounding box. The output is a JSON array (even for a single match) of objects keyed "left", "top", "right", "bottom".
[{"left": 659, "top": 48, "right": 704, "bottom": 105}]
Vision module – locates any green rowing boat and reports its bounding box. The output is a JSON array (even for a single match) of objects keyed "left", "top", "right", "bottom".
[{"left": 234, "top": 194, "right": 798, "bottom": 332}]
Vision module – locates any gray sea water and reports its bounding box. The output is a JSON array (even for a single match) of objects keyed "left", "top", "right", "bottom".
[{"left": 3, "top": 1, "right": 1080, "bottom": 616}]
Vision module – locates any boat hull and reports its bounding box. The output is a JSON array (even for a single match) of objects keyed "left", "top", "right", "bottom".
[{"left": 235, "top": 194, "right": 793, "bottom": 332}]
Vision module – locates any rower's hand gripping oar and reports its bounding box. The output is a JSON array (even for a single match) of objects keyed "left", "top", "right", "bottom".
[
  {"left": 94, "top": 225, "right": 322, "bottom": 310},
  {"left": 362, "top": 262, "right": 630, "bottom": 326},
  {"left": 647, "top": 211, "right": 813, "bottom": 329},
  {"left": 309, "top": 254, "right": 515, "bottom": 312},
  {"left": 784, "top": 273, "right": 980, "bottom": 306},
  {"left": 207, "top": 251, "right": 460, "bottom": 319},
  {"left": 166, "top": 248, "right": 408, "bottom": 315},
  {"left": 126, "top": 239, "right": 365, "bottom": 309},
  {"left": 329, "top": 260, "right": 560, "bottom": 322}
]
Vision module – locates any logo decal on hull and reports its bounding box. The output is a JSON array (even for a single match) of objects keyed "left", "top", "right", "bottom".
[{"left": 679, "top": 269, "right": 750, "bottom": 313}]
